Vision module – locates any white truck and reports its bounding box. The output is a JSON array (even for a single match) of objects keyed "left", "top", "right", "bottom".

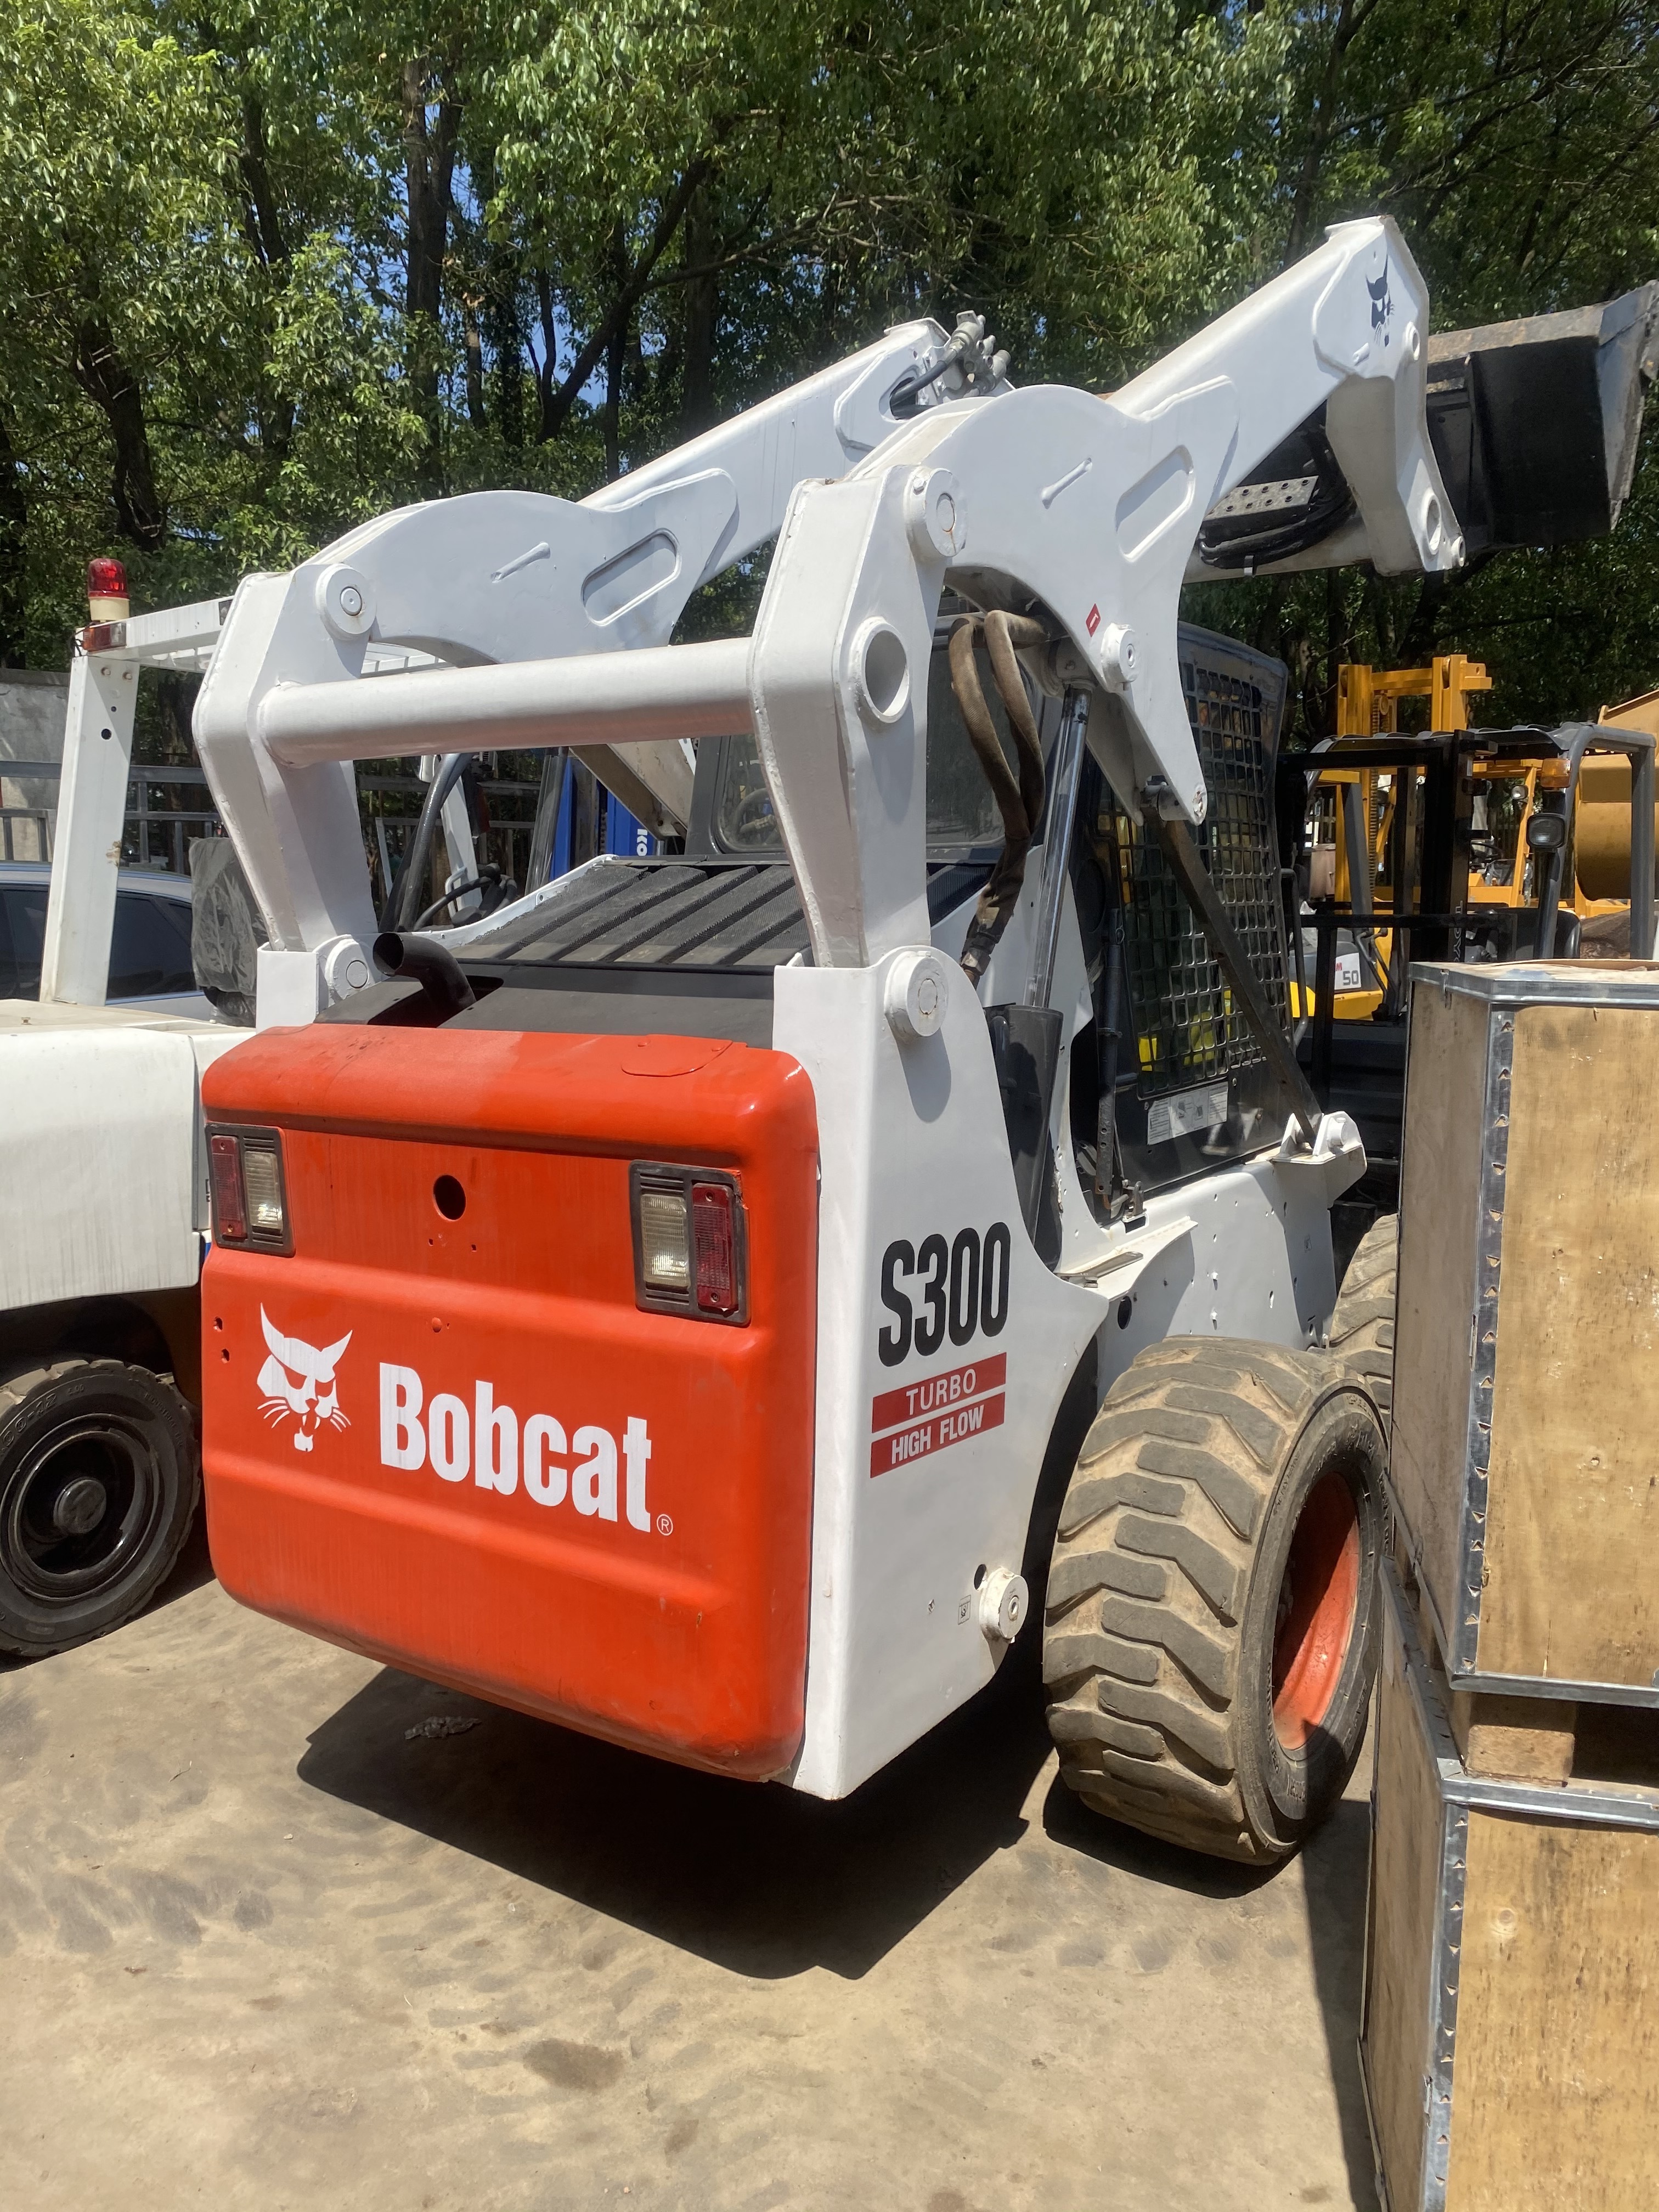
[{"left": 0, "top": 593, "right": 238, "bottom": 1654}]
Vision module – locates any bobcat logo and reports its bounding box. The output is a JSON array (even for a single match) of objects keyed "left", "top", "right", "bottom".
[
  {"left": 258, "top": 1310, "right": 352, "bottom": 1453},
  {"left": 1367, "top": 262, "right": 1393, "bottom": 330}
]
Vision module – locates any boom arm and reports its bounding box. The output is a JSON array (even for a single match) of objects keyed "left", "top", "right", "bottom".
[
  {"left": 821, "top": 217, "right": 1460, "bottom": 837},
  {"left": 202, "top": 216, "right": 1460, "bottom": 1052},
  {"left": 193, "top": 318, "right": 997, "bottom": 997}
]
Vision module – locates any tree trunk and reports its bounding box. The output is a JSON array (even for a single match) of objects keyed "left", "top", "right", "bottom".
[
  {"left": 488, "top": 283, "right": 525, "bottom": 448},
  {"left": 72, "top": 319, "right": 166, "bottom": 551},
  {"left": 678, "top": 187, "right": 719, "bottom": 439},
  {"left": 603, "top": 228, "right": 628, "bottom": 482},
  {"left": 1284, "top": 0, "right": 1381, "bottom": 262},
  {"left": 538, "top": 157, "right": 712, "bottom": 445},
  {"left": 402, "top": 57, "right": 462, "bottom": 488},
  {"left": 462, "top": 298, "right": 487, "bottom": 431},
  {"left": 0, "top": 409, "right": 26, "bottom": 667},
  {"left": 237, "top": 92, "right": 296, "bottom": 464},
  {"left": 238, "top": 93, "right": 290, "bottom": 273}
]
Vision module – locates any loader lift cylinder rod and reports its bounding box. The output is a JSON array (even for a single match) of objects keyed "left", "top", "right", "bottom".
[
  {"left": 1151, "top": 811, "right": 1325, "bottom": 1147},
  {"left": 1026, "top": 689, "right": 1092, "bottom": 1012}
]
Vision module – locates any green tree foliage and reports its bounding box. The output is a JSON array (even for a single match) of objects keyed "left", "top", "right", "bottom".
[{"left": 0, "top": 0, "right": 1655, "bottom": 728}]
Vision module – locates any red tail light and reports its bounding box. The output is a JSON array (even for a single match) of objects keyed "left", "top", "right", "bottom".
[
  {"left": 209, "top": 1133, "right": 246, "bottom": 1240},
  {"left": 692, "top": 1183, "right": 738, "bottom": 1315},
  {"left": 630, "top": 1161, "right": 748, "bottom": 1324},
  {"left": 206, "top": 1125, "right": 294, "bottom": 1253}
]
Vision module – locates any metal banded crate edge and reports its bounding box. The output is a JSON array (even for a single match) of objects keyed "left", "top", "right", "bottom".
[
  {"left": 1361, "top": 1561, "right": 1659, "bottom": 2212},
  {"left": 1393, "top": 958, "right": 1659, "bottom": 1708}
]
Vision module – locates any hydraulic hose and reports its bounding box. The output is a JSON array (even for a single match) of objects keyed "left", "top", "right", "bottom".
[
  {"left": 382, "top": 752, "right": 467, "bottom": 932},
  {"left": 952, "top": 610, "right": 1049, "bottom": 983}
]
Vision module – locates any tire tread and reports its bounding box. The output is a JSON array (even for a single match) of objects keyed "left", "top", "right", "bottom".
[
  {"left": 1044, "top": 1336, "right": 1345, "bottom": 1864},
  {"left": 1329, "top": 1216, "right": 1398, "bottom": 1422},
  {"left": 0, "top": 1358, "right": 199, "bottom": 1657}
]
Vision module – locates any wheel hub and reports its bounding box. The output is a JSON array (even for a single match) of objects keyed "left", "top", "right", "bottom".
[
  {"left": 52, "top": 1474, "right": 109, "bottom": 1537},
  {"left": 1272, "top": 1469, "right": 1361, "bottom": 1751},
  {"left": 2, "top": 1415, "right": 160, "bottom": 1604}
]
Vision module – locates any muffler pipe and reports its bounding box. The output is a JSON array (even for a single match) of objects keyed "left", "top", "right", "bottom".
[{"left": 373, "top": 930, "right": 476, "bottom": 1015}]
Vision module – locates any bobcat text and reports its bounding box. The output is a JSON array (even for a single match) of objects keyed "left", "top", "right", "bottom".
[{"left": 379, "top": 1365, "right": 656, "bottom": 1533}]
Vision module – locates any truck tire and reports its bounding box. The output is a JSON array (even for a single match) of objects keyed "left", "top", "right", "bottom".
[
  {"left": 1328, "top": 1214, "right": 1398, "bottom": 1424},
  {"left": 0, "top": 1359, "right": 200, "bottom": 1658},
  {"left": 1042, "top": 1338, "right": 1385, "bottom": 1864}
]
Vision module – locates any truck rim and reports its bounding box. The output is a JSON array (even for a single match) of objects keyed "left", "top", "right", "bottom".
[
  {"left": 3, "top": 1416, "right": 160, "bottom": 1604},
  {"left": 1271, "top": 1470, "right": 1361, "bottom": 1749}
]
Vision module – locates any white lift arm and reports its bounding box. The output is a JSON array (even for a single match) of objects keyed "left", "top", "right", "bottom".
[
  {"left": 193, "top": 318, "right": 998, "bottom": 994},
  {"left": 258, "top": 217, "right": 1460, "bottom": 975}
]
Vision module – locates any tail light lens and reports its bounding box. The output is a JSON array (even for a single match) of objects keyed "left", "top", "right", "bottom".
[
  {"left": 692, "top": 1184, "right": 738, "bottom": 1315},
  {"left": 208, "top": 1135, "right": 246, "bottom": 1241},
  {"left": 638, "top": 1188, "right": 691, "bottom": 1290},
  {"left": 206, "top": 1126, "right": 294, "bottom": 1254},
  {"left": 630, "top": 1163, "right": 747, "bottom": 1324}
]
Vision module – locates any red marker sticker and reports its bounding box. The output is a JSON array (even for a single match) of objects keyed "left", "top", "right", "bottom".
[
  {"left": 870, "top": 1353, "right": 1007, "bottom": 1477},
  {"left": 1085, "top": 603, "right": 1102, "bottom": 636}
]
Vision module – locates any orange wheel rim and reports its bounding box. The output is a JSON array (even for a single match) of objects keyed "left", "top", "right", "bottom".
[{"left": 1272, "top": 1470, "right": 1360, "bottom": 1750}]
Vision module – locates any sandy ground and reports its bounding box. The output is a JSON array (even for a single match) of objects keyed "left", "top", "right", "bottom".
[{"left": 1, "top": 1535, "right": 1379, "bottom": 2212}]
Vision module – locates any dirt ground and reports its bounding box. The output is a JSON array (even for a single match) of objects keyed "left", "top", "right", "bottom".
[{"left": 1, "top": 1532, "right": 1380, "bottom": 2212}]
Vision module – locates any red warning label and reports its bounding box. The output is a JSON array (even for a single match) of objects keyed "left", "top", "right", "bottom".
[{"left": 870, "top": 1353, "right": 1007, "bottom": 1477}]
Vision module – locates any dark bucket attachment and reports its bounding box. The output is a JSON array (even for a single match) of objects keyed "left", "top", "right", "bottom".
[{"left": 1426, "top": 285, "right": 1659, "bottom": 554}]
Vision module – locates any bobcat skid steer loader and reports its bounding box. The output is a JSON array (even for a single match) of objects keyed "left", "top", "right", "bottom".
[{"left": 195, "top": 219, "right": 1467, "bottom": 1863}]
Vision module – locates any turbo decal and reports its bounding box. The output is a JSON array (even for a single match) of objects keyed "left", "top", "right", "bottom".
[{"left": 868, "top": 1352, "right": 1008, "bottom": 1477}]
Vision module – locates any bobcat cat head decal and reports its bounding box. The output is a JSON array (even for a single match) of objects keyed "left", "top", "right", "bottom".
[{"left": 258, "top": 1310, "right": 352, "bottom": 1452}]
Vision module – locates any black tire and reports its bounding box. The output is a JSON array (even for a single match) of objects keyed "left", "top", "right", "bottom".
[
  {"left": 0, "top": 1359, "right": 200, "bottom": 1658},
  {"left": 1043, "top": 1338, "right": 1385, "bottom": 1864},
  {"left": 1329, "top": 1214, "right": 1398, "bottom": 1424}
]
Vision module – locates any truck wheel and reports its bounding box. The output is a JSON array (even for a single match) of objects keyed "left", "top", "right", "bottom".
[
  {"left": 1328, "top": 1214, "right": 1398, "bottom": 1424},
  {"left": 1042, "top": 1338, "right": 1384, "bottom": 1864},
  {"left": 0, "top": 1360, "right": 200, "bottom": 1658}
]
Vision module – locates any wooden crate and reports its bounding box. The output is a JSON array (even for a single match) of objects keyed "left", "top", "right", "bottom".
[
  {"left": 1392, "top": 961, "right": 1659, "bottom": 1705},
  {"left": 1362, "top": 1562, "right": 1659, "bottom": 2212}
]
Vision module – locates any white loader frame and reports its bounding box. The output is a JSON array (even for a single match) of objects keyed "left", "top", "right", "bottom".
[{"left": 189, "top": 218, "right": 1459, "bottom": 1792}]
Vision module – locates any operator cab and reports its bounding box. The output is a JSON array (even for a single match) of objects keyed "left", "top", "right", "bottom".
[{"left": 327, "top": 621, "right": 1305, "bottom": 1249}]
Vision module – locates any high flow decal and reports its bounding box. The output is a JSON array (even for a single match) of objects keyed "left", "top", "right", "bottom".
[
  {"left": 869, "top": 1353, "right": 1007, "bottom": 1477},
  {"left": 877, "top": 1221, "right": 1011, "bottom": 1368},
  {"left": 258, "top": 1310, "right": 352, "bottom": 1452},
  {"left": 379, "top": 1364, "right": 660, "bottom": 1534}
]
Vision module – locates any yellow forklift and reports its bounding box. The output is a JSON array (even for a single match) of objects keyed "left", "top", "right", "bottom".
[{"left": 1280, "top": 686, "right": 1656, "bottom": 1184}]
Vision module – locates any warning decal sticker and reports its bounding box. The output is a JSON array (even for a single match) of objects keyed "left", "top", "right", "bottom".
[{"left": 869, "top": 1353, "right": 1007, "bottom": 1477}]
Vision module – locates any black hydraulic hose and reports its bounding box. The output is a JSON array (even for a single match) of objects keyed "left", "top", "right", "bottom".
[
  {"left": 383, "top": 753, "right": 467, "bottom": 932},
  {"left": 373, "top": 930, "right": 476, "bottom": 1015},
  {"left": 953, "top": 611, "right": 1049, "bottom": 984}
]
